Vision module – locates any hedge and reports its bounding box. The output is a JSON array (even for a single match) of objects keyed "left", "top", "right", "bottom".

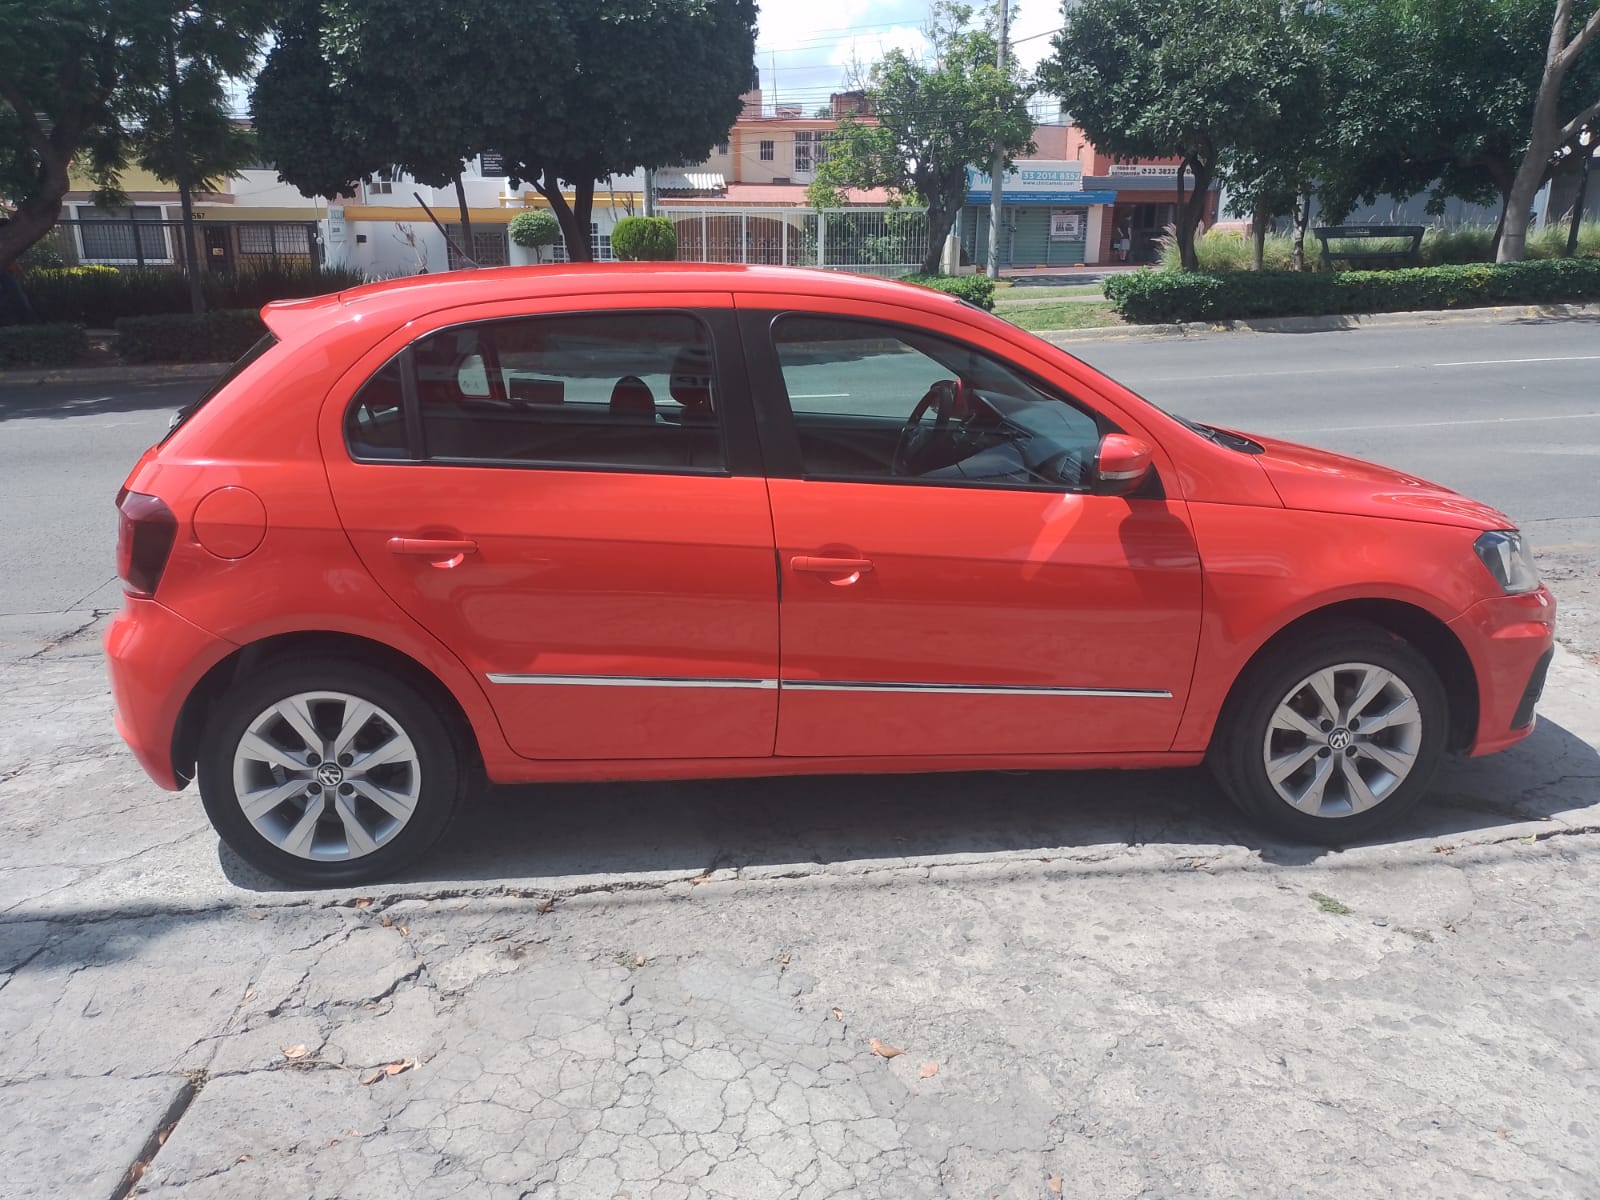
[
  {"left": 25, "top": 263, "right": 365, "bottom": 327},
  {"left": 610, "top": 216, "right": 677, "bottom": 261},
  {"left": 116, "top": 310, "right": 267, "bottom": 364},
  {"left": 1103, "top": 258, "right": 1600, "bottom": 324},
  {"left": 0, "top": 322, "right": 89, "bottom": 368},
  {"left": 900, "top": 273, "right": 996, "bottom": 311}
]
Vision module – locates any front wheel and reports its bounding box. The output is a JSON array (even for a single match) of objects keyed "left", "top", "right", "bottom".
[
  {"left": 197, "top": 658, "right": 465, "bottom": 886},
  {"left": 1209, "top": 623, "right": 1448, "bottom": 844}
]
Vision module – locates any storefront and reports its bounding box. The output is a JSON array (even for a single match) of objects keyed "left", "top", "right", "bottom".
[
  {"left": 959, "top": 160, "right": 1117, "bottom": 269},
  {"left": 1091, "top": 167, "right": 1219, "bottom": 264}
]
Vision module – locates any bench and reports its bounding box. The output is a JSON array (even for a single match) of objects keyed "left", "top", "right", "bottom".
[{"left": 1314, "top": 224, "right": 1426, "bottom": 270}]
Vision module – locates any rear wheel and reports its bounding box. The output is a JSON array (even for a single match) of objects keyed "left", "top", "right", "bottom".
[
  {"left": 1210, "top": 623, "right": 1448, "bottom": 844},
  {"left": 197, "top": 659, "right": 465, "bottom": 885}
]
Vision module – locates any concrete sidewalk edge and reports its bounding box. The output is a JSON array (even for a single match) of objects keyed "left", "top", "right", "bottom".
[
  {"left": 0, "top": 360, "right": 231, "bottom": 388},
  {"left": 1038, "top": 300, "right": 1600, "bottom": 344}
]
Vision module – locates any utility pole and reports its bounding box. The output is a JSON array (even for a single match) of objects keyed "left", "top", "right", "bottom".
[
  {"left": 986, "top": 0, "right": 1010, "bottom": 281},
  {"left": 643, "top": 167, "right": 656, "bottom": 218}
]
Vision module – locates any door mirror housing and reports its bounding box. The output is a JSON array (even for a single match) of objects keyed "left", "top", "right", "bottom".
[{"left": 1094, "top": 433, "right": 1153, "bottom": 496}]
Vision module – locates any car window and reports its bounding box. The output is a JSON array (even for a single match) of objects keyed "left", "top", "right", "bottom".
[
  {"left": 347, "top": 312, "right": 726, "bottom": 473},
  {"left": 771, "top": 315, "right": 1106, "bottom": 490}
]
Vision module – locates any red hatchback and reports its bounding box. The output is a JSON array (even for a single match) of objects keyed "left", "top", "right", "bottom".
[{"left": 106, "top": 265, "right": 1555, "bottom": 884}]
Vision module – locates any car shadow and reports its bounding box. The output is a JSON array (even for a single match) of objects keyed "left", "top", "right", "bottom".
[{"left": 218, "top": 715, "right": 1599, "bottom": 893}]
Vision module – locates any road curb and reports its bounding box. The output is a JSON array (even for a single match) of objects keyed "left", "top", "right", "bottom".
[
  {"left": 1036, "top": 300, "right": 1600, "bottom": 344},
  {"left": 0, "top": 361, "right": 230, "bottom": 388}
]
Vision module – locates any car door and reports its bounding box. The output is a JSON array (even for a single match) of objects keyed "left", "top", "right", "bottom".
[
  {"left": 321, "top": 296, "right": 779, "bottom": 761},
  {"left": 737, "top": 297, "right": 1203, "bottom": 758}
]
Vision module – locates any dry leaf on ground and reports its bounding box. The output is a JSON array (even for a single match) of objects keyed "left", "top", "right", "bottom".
[
  {"left": 918, "top": 1062, "right": 939, "bottom": 1079},
  {"left": 353, "top": 897, "right": 372, "bottom": 908},
  {"left": 281, "top": 1044, "right": 309, "bottom": 1060},
  {"left": 869, "top": 1038, "right": 905, "bottom": 1059},
  {"left": 1048, "top": 1175, "right": 1063, "bottom": 1194},
  {"left": 534, "top": 897, "right": 556, "bottom": 913},
  {"left": 831, "top": 1007, "right": 843, "bottom": 1021}
]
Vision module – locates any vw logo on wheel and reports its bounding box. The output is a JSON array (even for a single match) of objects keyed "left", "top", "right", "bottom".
[
  {"left": 1327, "top": 727, "right": 1352, "bottom": 751},
  {"left": 316, "top": 762, "right": 345, "bottom": 788}
]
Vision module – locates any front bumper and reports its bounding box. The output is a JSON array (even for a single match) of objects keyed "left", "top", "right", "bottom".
[
  {"left": 105, "top": 598, "right": 236, "bottom": 790},
  {"left": 1446, "top": 585, "right": 1557, "bottom": 756}
]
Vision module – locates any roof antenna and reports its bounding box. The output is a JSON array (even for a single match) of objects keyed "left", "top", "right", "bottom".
[{"left": 413, "top": 190, "right": 479, "bottom": 268}]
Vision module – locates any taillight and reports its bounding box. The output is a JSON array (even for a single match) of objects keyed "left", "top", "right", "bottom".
[{"left": 116, "top": 489, "right": 178, "bottom": 598}]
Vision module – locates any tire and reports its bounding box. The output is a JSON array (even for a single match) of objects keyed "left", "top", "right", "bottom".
[
  {"left": 197, "top": 657, "right": 466, "bottom": 886},
  {"left": 1208, "top": 621, "right": 1448, "bottom": 845}
]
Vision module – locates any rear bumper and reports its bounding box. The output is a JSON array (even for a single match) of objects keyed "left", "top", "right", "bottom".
[
  {"left": 105, "top": 598, "right": 236, "bottom": 790},
  {"left": 1447, "top": 586, "right": 1557, "bottom": 756}
]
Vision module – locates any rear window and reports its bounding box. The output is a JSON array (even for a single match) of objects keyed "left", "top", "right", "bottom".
[{"left": 162, "top": 333, "right": 278, "bottom": 444}]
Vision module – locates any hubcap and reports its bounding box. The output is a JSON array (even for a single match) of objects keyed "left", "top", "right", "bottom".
[
  {"left": 231, "top": 691, "right": 420, "bottom": 862},
  {"left": 1262, "top": 662, "right": 1423, "bottom": 818}
]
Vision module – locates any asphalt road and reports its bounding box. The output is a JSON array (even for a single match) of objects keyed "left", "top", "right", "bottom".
[{"left": 1, "top": 317, "right": 1596, "bottom": 653}]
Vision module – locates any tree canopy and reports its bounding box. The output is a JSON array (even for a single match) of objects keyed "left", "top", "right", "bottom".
[{"left": 810, "top": 2, "right": 1034, "bottom": 275}]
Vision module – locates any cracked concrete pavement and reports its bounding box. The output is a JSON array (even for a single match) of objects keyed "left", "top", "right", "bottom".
[{"left": 2, "top": 603, "right": 1598, "bottom": 1199}]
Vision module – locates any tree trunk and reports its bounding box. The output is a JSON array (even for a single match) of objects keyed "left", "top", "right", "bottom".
[
  {"left": 1174, "top": 161, "right": 1195, "bottom": 271},
  {"left": 0, "top": 80, "right": 81, "bottom": 271},
  {"left": 533, "top": 168, "right": 590, "bottom": 262},
  {"left": 921, "top": 201, "right": 954, "bottom": 275},
  {"left": 1251, "top": 200, "right": 1269, "bottom": 271},
  {"left": 1292, "top": 189, "right": 1312, "bottom": 272},
  {"left": 1499, "top": 0, "right": 1600, "bottom": 262},
  {"left": 572, "top": 179, "right": 595, "bottom": 261},
  {"left": 164, "top": 33, "right": 206, "bottom": 315},
  {"left": 1490, "top": 188, "right": 1510, "bottom": 260},
  {"left": 1569, "top": 133, "right": 1594, "bottom": 256},
  {"left": 1174, "top": 157, "right": 1213, "bottom": 272},
  {"left": 453, "top": 173, "right": 474, "bottom": 266}
]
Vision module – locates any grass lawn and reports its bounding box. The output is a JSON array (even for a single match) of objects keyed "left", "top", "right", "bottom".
[
  {"left": 999, "top": 301, "right": 1122, "bottom": 332},
  {"left": 994, "top": 283, "right": 1106, "bottom": 300}
]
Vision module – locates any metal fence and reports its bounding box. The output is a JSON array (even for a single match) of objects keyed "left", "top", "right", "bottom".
[
  {"left": 33, "top": 218, "right": 323, "bottom": 273},
  {"left": 662, "top": 206, "right": 931, "bottom": 276}
]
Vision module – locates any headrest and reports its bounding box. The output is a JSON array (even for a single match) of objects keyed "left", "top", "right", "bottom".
[
  {"left": 669, "top": 346, "right": 715, "bottom": 412},
  {"left": 609, "top": 375, "right": 656, "bottom": 420}
]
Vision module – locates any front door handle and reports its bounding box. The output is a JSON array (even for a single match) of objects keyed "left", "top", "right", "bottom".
[
  {"left": 387, "top": 536, "right": 478, "bottom": 566},
  {"left": 791, "top": 555, "right": 874, "bottom": 585}
]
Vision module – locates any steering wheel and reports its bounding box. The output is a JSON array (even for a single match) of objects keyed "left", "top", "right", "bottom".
[{"left": 892, "top": 379, "right": 966, "bottom": 477}]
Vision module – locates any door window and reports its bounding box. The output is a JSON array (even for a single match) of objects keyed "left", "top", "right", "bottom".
[
  {"left": 346, "top": 312, "right": 725, "bottom": 472},
  {"left": 771, "top": 316, "right": 1106, "bottom": 490}
]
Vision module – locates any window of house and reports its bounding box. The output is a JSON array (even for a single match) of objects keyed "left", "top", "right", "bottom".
[
  {"left": 76, "top": 206, "right": 170, "bottom": 264},
  {"left": 238, "top": 224, "right": 313, "bottom": 257},
  {"left": 716, "top": 141, "right": 730, "bottom": 156},
  {"left": 347, "top": 312, "right": 725, "bottom": 473},
  {"left": 759, "top": 140, "right": 775, "bottom": 161},
  {"left": 550, "top": 223, "right": 614, "bottom": 263},
  {"left": 367, "top": 178, "right": 394, "bottom": 196},
  {"left": 445, "top": 225, "right": 510, "bottom": 268},
  {"left": 771, "top": 316, "right": 1107, "bottom": 490},
  {"left": 793, "top": 132, "right": 814, "bottom": 174}
]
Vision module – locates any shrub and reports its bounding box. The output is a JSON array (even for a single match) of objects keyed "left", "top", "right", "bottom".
[
  {"left": 610, "top": 216, "right": 677, "bottom": 261},
  {"left": 24, "top": 263, "right": 365, "bottom": 326},
  {"left": 1159, "top": 221, "right": 1600, "bottom": 274},
  {"left": 508, "top": 209, "right": 561, "bottom": 255},
  {"left": 1103, "top": 258, "right": 1600, "bottom": 324},
  {"left": 116, "top": 310, "right": 267, "bottom": 364},
  {"left": 900, "top": 273, "right": 997, "bottom": 311},
  {"left": 0, "top": 322, "right": 89, "bottom": 368}
]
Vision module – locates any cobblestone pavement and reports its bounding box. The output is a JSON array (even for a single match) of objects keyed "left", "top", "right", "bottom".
[{"left": 2, "top": 608, "right": 1598, "bottom": 1200}]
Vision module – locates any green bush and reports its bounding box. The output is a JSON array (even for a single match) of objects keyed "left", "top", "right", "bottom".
[
  {"left": 24, "top": 263, "right": 365, "bottom": 327},
  {"left": 116, "top": 310, "right": 267, "bottom": 364},
  {"left": 610, "top": 216, "right": 677, "bottom": 261},
  {"left": 1161, "top": 221, "right": 1600, "bottom": 274},
  {"left": 507, "top": 209, "right": 561, "bottom": 254},
  {"left": 900, "top": 273, "right": 997, "bottom": 311},
  {"left": 0, "top": 322, "right": 89, "bottom": 368},
  {"left": 1104, "top": 258, "right": 1600, "bottom": 324}
]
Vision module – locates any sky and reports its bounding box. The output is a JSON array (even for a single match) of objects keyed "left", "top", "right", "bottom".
[{"left": 752, "top": 0, "right": 1067, "bottom": 123}]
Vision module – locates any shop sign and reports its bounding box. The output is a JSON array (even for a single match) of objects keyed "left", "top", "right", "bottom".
[{"left": 1050, "top": 210, "right": 1083, "bottom": 240}]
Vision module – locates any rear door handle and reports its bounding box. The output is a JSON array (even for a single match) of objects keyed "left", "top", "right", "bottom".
[
  {"left": 387, "top": 536, "right": 478, "bottom": 561},
  {"left": 791, "top": 555, "right": 874, "bottom": 585}
]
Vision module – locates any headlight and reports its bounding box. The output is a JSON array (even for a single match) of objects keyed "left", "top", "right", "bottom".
[{"left": 1474, "top": 530, "right": 1540, "bottom": 594}]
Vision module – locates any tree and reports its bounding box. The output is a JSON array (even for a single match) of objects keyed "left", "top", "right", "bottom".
[
  {"left": 1042, "top": 0, "right": 1323, "bottom": 272},
  {"left": 1500, "top": 0, "right": 1600, "bottom": 260},
  {"left": 0, "top": 1, "right": 170, "bottom": 269},
  {"left": 131, "top": 1, "right": 275, "bottom": 312},
  {"left": 507, "top": 208, "right": 560, "bottom": 262},
  {"left": 490, "top": 0, "right": 757, "bottom": 261},
  {"left": 810, "top": 3, "right": 1034, "bottom": 275}
]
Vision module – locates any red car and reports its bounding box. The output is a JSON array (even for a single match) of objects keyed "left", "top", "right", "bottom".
[{"left": 106, "top": 265, "right": 1555, "bottom": 885}]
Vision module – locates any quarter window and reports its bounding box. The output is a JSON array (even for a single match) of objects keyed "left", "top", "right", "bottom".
[
  {"left": 771, "top": 316, "right": 1107, "bottom": 490},
  {"left": 348, "top": 312, "right": 725, "bottom": 473},
  {"left": 759, "top": 139, "right": 775, "bottom": 162}
]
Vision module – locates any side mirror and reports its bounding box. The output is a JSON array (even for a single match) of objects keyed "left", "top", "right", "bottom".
[{"left": 1094, "top": 433, "right": 1153, "bottom": 496}]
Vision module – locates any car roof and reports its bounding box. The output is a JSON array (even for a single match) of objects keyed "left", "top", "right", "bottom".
[{"left": 261, "top": 263, "right": 966, "bottom": 341}]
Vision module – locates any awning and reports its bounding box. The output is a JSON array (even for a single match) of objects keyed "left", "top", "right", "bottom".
[{"left": 653, "top": 171, "right": 725, "bottom": 193}]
